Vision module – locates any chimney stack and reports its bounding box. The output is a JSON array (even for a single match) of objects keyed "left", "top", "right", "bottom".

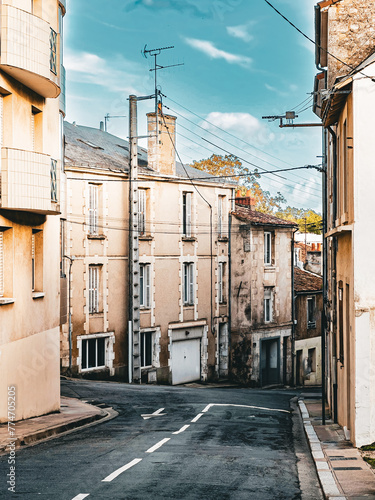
[
  {"left": 100, "top": 121, "right": 104, "bottom": 132},
  {"left": 235, "top": 189, "right": 256, "bottom": 210},
  {"left": 147, "top": 112, "right": 176, "bottom": 175}
]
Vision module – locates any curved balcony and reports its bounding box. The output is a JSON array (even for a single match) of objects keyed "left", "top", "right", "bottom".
[
  {"left": 0, "top": 5, "right": 60, "bottom": 99},
  {"left": 0, "top": 148, "right": 60, "bottom": 215}
]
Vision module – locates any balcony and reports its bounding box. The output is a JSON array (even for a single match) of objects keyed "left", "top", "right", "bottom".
[
  {"left": 0, "top": 148, "right": 60, "bottom": 215},
  {"left": 0, "top": 5, "right": 60, "bottom": 98}
]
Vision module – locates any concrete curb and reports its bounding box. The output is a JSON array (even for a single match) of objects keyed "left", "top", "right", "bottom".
[
  {"left": 0, "top": 405, "right": 118, "bottom": 455},
  {"left": 298, "top": 399, "right": 346, "bottom": 500}
]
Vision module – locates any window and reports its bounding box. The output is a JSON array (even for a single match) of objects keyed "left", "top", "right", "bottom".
[
  {"left": 60, "top": 219, "right": 66, "bottom": 278},
  {"left": 141, "top": 331, "right": 153, "bottom": 367},
  {"left": 88, "top": 184, "right": 99, "bottom": 235},
  {"left": 89, "top": 266, "right": 100, "bottom": 314},
  {"left": 31, "top": 229, "right": 43, "bottom": 293},
  {"left": 182, "top": 192, "right": 192, "bottom": 237},
  {"left": 264, "top": 288, "right": 273, "bottom": 323},
  {"left": 307, "top": 296, "right": 316, "bottom": 328},
  {"left": 307, "top": 348, "right": 316, "bottom": 373},
  {"left": 218, "top": 196, "right": 224, "bottom": 237},
  {"left": 139, "top": 189, "right": 146, "bottom": 236},
  {"left": 218, "top": 262, "right": 226, "bottom": 304},
  {"left": 183, "top": 263, "right": 195, "bottom": 306},
  {"left": 0, "top": 232, "right": 3, "bottom": 298},
  {"left": 50, "top": 159, "right": 58, "bottom": 202},
  {"left": 50, "top": 28, "right": 57, "bottom": 74},
  {"left": 264, "top": 232, "right": 272, "bottom": 265},
  {"left": 140, "top": 264, "right": 151, "bottom": 309},
  {"left": 81, "top": 337, "right": 105, "bottom": 370}
]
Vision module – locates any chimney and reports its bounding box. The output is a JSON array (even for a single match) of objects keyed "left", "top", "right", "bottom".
[
  {"left": 100, "top": 121, "right": 104, "bottom": 132},
  {"left": 235, "top": 189, "right": 256, "bottom": 209},
  {"left": 147, "top": 112, "right": 176, "bottom": 175}
]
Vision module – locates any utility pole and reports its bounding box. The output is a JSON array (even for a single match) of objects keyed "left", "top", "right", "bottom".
[
  {"left": 142, "top": 45, "right": 183, "bottom": 170},
  {"left": 128, "top": 95, "right": 141, "bottom": 384}
]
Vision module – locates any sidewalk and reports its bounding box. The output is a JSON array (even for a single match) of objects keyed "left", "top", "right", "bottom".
[
  {"left": 299, "top": 398, "right": 375, "bottom": 499},
  {"left": 0, "top": 396, "right": 117, "bottom": 454}
]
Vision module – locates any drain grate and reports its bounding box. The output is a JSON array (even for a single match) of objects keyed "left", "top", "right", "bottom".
[
  {"left": 330, "top": 457, "right": 358, "bottom": 461},
  {"left": 333, "top": 466, "right": 362, "bottom": 470}
]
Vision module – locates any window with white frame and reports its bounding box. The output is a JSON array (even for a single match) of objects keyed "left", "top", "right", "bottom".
[
  {"left": 264, "top": 287, "right": 273, "bottom": 323},
  {"left": 31, "top": 229, "right": 43, "bottom": 292},
  {"left": 0, "top": 232, "right": 3, "bottom": 298},
  {"left": 138, "top": 189, "right": 146, "bottom": 236},
  {"left": 307, "top": 296, "right": 316, "bottom": 328},
  {"left": 218, "top": 262, "right": 226, "bottom": 304},
  {"left": 140, "top": 263, "right": 151, "bottom": 309},
  {"left": 81, "top": 337, "right": 105, "bottom": 370},
  {"left": 183, "top": 262, "right": 195, "bottom": 306},
  {"left": 88, "top": 184, "right": 99, "bottom": 235},
  {"left": 264, "top": 231, "right": 272, "bottom": 265},
  {"left": 89, "top": 266, "right": 100, "bottom": 314},
  {"left": 218, "top": 196, "right": 224, "bottom": 237},
  {"left": 182, "top": 192, "right": 192, "bottom": 237},
  {"left": 307, "top": 347, "right": 316, "bottom": 373},
  {"left": 141, "top": 331, "right": 153, "bottom": 367}
]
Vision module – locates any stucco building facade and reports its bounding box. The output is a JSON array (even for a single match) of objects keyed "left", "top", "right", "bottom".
[
  {"left": 314, "top": 0, "right": 375, "bottom": 446},
  {"left": 61, "top": 112, "right": 234, "bottom": 385},
  {"left": 0, "top": 0, "right": 66, "bottom": 422},
  {"left": 230, "top": 195, "right": 297, "bottom": 386}
]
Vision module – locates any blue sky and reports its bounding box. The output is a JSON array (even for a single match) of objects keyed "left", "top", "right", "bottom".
[{"left": 65, "top": 0, "right": 322, "bottom": 212}]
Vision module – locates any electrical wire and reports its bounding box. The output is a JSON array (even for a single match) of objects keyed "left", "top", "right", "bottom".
[{"left": 264, "top": 0, "right": 375, "bottom": 83}]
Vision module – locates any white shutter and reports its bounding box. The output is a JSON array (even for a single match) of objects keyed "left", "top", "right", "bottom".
[
  {"left": 186, "top": 192, "right": 192, "bottom": 237},
  {"left": 140, "top": 265, "right": 144, "bottom": 306},
  {"left": 189, "top": 263, "right": 194, "bottom": 305},
  {"left": 94, "top": 267, "right": 99, "bottom": 313},
  {"left": 218, "top": 263, "right": 223, "bottom": 303},
  {"left": 145, "top": 264, "right": 151, "bottom": 308},
  {"left": 139, "top": 189, "right": 146, "bottom": 236},
  {"left": 218, "top": 196, "right": 223, "bottom": 237},
  {"left": 183, "top": 264, "right": 188, "bottom": 304},
  {"left": 89, "top": 185, "right": 98, "bottom": 234},
  {"left": 0, "top": 232, "right": 3, "bottom": 297},
  {"left": 89, "top": 267, "right": 93, "bottom": 312}
]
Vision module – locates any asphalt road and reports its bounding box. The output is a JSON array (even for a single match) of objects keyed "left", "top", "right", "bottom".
[{"left": 0, "top": 380, "right": 323, "bottom": 499}]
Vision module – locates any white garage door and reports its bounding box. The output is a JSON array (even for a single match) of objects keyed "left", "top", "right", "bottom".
[{"left": 171, "top": 338, "right": 201, "bottom": 385}]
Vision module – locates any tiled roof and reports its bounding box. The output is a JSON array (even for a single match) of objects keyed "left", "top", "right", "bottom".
[
  {"left": 232, "top": 206, "right": 298, "bottom": 228},
  {"left": 64, "top": 121, "right": 231, "bottom": 185},
  {"left": 294, "top": 267, "right": 323, "bottom": 293}
]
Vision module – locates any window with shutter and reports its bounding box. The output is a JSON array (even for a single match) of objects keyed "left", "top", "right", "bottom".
[
  {"left": 183, "top": 263, "right": 195, "bottom": 305},
  {"left": 0, "top": 232, "right": 3, "bottom": 298},
  {"left": 264, "top": 232, "right": 272, "bottom": 265},
  {"left": 89, "top": 184, "right": 99, "bottom": 235},
  {"left": 264, "top": 288, "right": 273, "bottom": 323},
  {"left": 140, "top": 264, "right": 151, "bottom": 308},
  {"left": 31, "top": 233, "right": 35, "bottom": 292},
  {"left": 139, "top": 189, "right": 146, "bottom": 236},
  {"left": 89, "top": 266, "right": 99, "bottom": 313},
  {"left": 218, "top": 262, "right": 224, "bottom": 304},
  {"left": 218, "top": 196, "right": 223, "bottom": 237},
  {"left": 183, "top": 192, "right": 192, "bottom": 237}
]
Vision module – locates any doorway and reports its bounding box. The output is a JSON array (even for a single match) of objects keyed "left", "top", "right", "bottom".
[{"left": 261, "top": 338, "right": 280, "bottom": 386}]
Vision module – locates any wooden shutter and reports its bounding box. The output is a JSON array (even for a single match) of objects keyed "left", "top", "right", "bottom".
[
  {"left": 139, "top": 189, "right": 146, "bottom": 236},
  {"left": 186, "top": 192, "right": 192, "bottom": 237},
  {"left": 189, "top": 263, "right": 194, "bottom": 305},
  {"left": 0, "top": 232, "right": 3, "bottom": 297},
  {"left": 145, "top": 264, "right": 151, "bottom": 308}
]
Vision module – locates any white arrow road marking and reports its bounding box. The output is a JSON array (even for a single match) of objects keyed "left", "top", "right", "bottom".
[
  {"left": 102, "top": 458, "right": 142, "bottom": 482},
  {"left": 146, "top": 437, "right": 170, "bottom": 453},
  {"left": 71, "top": 495, "right": 90, "bottom": 500},
  {"left": 173, "top": 424, "right": 190, "bottom": 435},
  {"left": 191, "top": 413, "right": 204, "bottom": 423},
  {"left": 141, "top": 407, "right": 166, "bottom": 420}
]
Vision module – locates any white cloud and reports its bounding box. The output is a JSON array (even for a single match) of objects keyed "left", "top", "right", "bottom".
[
  {"left": 226, "top": 24, "right": 254, "bottom": 43},
  {"left": 184, "top": 38, "right": 252, "bottom": 67},
  {"left": 65, "top": 50, "right": 142, "bottom": 94},
  {"left": 201, "top": 112, "right": 274, "bottom": 146}
]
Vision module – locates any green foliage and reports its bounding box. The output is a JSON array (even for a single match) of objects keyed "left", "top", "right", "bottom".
[{"left": 275, "top": 207, "right": 322, "bottom": 234}]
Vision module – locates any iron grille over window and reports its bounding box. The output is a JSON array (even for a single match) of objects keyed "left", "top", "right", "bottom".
[
  {"left": 50, "top": 159, "right": 57, "bottom": 202},
  {"left": 50, "top": 29, "right": 57, "bottom": 75}
]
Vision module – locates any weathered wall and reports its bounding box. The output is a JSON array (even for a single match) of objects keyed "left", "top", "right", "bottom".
[
  {"left": 326, "top": 0, "right": 375, "bottom": 88},
  {"left": 295, "top": 293, "right": 323, "bottom": 341}
]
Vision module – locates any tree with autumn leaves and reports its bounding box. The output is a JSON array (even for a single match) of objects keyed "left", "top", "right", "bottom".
[{"left": 190, "top": 153, "right": 322, "bottom": 234}]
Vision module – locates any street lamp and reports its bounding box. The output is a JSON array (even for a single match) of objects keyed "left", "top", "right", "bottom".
[{"left": 64, "top": 255, "right": 75, "bottom": 373}]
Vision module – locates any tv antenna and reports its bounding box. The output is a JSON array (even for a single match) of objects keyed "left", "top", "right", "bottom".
[
  {"left": 104, "top": 113, "right": 126, "bottom": 132},
  {"left": 142, "top": 45, "right": 184, "bottom": 144}
]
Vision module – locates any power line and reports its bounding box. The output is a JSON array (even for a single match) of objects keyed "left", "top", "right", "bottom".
[{"left": 264, "top": 0, "right": 375, "bottom": 83}]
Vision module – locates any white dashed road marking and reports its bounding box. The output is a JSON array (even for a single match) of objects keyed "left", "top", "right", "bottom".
[
  {"left": 191, "top": 413, "right": 204, "bottom": 423},
  {"left": 102, "top": 458, "right": 143, "bottom": 482},
  {"left": 146, "top": 438, "right": 171, "bottom": 453},
  {"left": 173, "top": 424, "right": 190, "bottom": 435},
  {"left": 71, "top": 495, "right": 90, "bottom": 500}
]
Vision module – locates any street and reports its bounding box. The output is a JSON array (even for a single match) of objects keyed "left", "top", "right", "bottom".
[{"left": 0, "top": 380, "right": 323, "bottom": 499}]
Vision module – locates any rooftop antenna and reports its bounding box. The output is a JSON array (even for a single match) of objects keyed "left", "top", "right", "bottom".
[
  {"left": 142, "top": 45, "right": 184, "bottom": 151},
  {"left": 262, "top": 111, "right": 321, "bottom": 128},
  {"left": 104, "top": 113, "right": 127, "bottom": 133}
]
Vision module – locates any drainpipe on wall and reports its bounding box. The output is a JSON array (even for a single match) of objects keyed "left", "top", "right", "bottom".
[
  {"left": 228, "top": 213, "right": 232, "bottom": 374},
  {"left": 291, "top": 228, "right": 298, "bottom": 387}
]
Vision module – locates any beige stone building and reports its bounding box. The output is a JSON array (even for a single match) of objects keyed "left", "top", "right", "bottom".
[
  {"left": 0, "top": 0, "right": 66, "bottom": 422},
  {"left": 61, "top": 113, "right": 234, "bottom": 385},
  {"left": 230, "top": 195, "right": 297, "bottom": 386},
  {"left": 314, "top": 0, "right": 375, "bottom": 445}
]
